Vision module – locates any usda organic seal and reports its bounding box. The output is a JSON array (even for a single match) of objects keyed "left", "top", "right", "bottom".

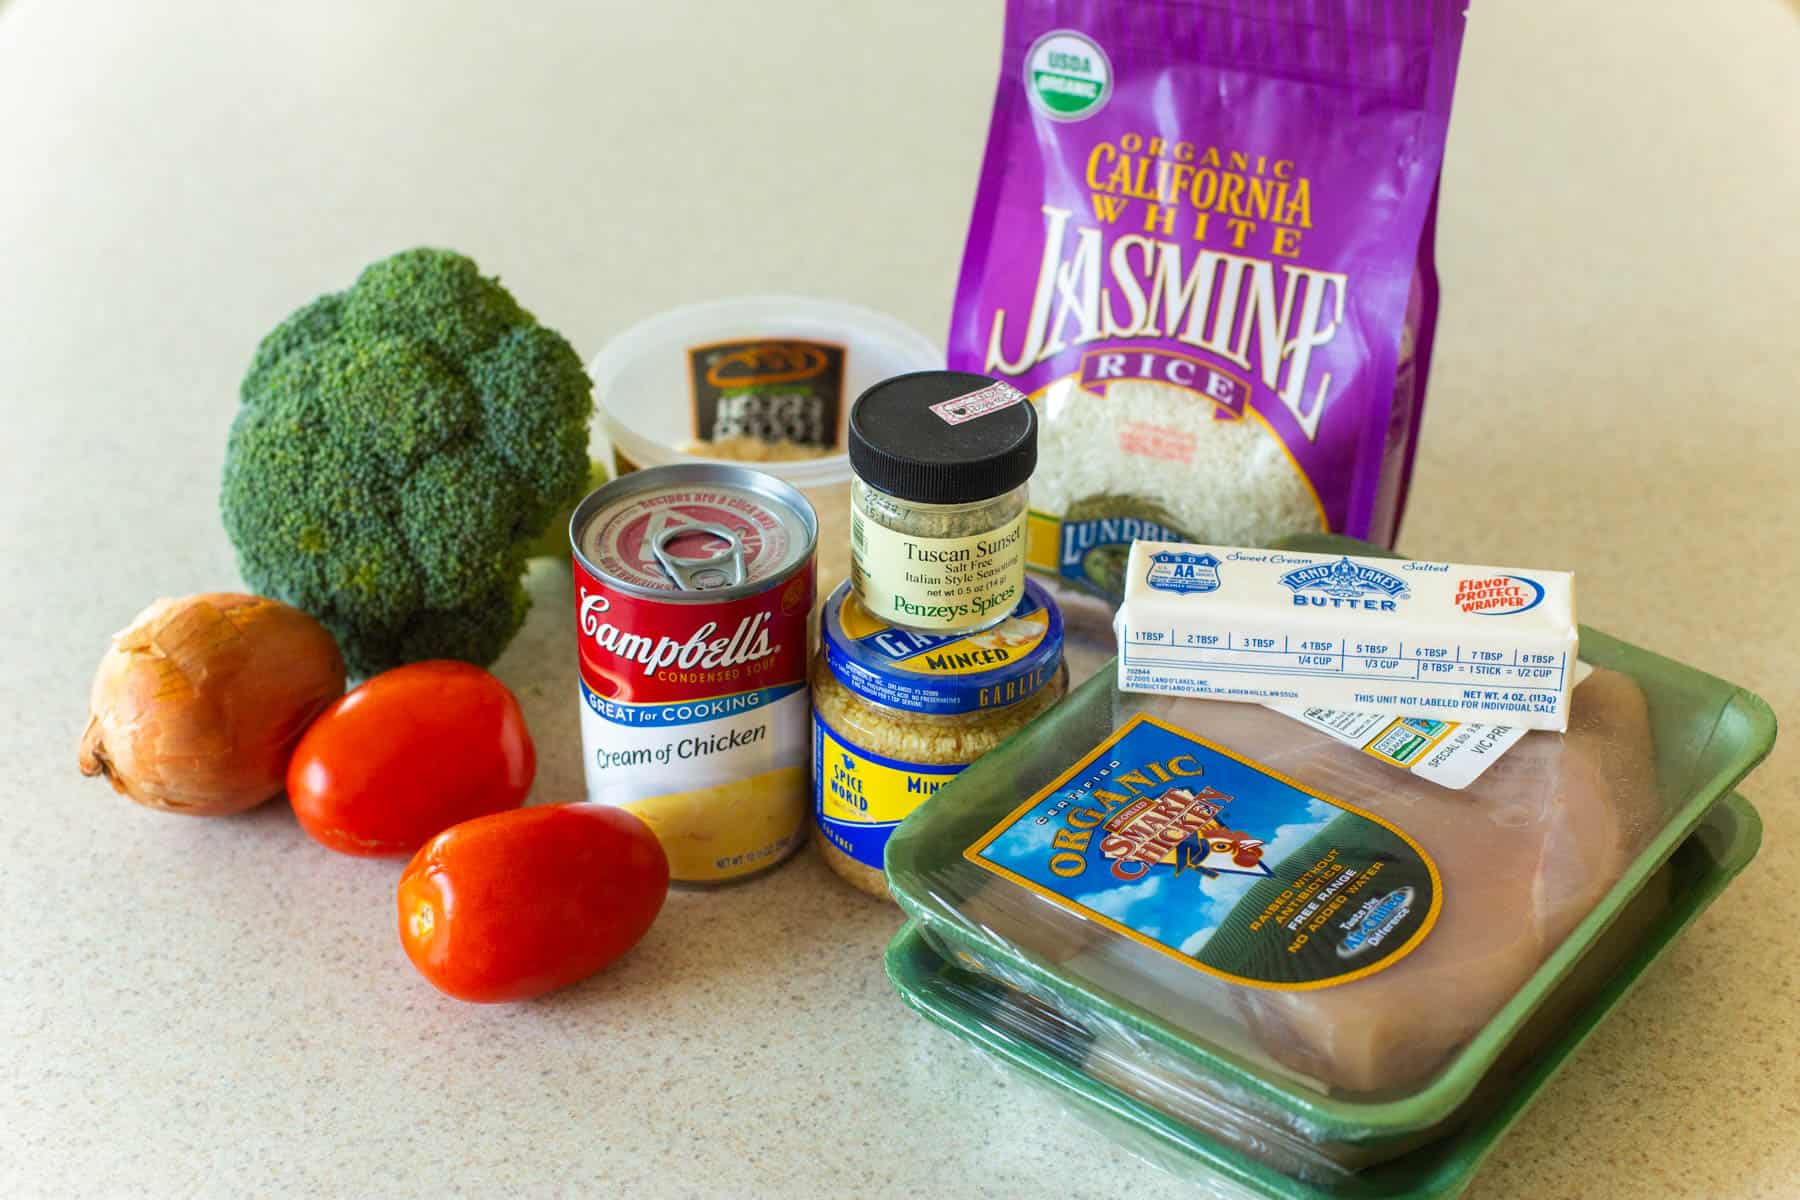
[{"left": 1024, "top": 29, "right": 1112, "bottom": 121}]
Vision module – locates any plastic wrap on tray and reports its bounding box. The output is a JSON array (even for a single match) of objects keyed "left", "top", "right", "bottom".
[
  {"left": 885, "top": 629, "right": 1775, "bottom": 1180},
  {"left": 887, "top": 791, "right": 1764, "bottom": 1196},
  {"left": 913, "top": 938, "right": 1368, "bottom": 1185}
]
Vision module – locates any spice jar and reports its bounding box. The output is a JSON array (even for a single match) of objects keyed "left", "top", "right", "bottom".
[
  {"left": 848, "top": 370, "right": 1037, "bottom": 636},
  {"left": 811, "top": 578, "right": 1066, "bottom": 898}
]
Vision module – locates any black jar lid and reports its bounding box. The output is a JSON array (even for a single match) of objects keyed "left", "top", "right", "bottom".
[{"left": 847, "top": 370, "right": 1038, "bottom": 504}]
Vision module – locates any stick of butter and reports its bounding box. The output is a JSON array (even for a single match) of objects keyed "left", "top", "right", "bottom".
[{"left": 1114, "top": 543, "right": 1579, "bottom": 732}]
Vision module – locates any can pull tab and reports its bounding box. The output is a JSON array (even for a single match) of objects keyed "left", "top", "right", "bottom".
[{"left": 651, "top": 523, "right": 747, "bottom": 591}]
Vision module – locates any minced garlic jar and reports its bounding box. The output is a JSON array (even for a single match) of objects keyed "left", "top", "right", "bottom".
[
  {"left": 847, "top": 371, "right": 1037, "bottom": 636},
  {"left": 811, "top": 578, "right": 1066, "bottom": 898}
]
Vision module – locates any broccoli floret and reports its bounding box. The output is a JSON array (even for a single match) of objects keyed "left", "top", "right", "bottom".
[{"left": 221, "top": 247, "right": 594, "bottom": 676}]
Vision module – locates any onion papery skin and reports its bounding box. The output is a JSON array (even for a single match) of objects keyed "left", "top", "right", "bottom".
[{"left": 78, "top": 593, "right": 346, "bottom": 816}]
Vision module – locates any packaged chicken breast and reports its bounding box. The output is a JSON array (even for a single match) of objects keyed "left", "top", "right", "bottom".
[
  {"left": 888, "top": 790, "right": 1763, "bottom": 1197},
  {"left": 883, "top": 541, "right": 1775, "bottom": 1185}
]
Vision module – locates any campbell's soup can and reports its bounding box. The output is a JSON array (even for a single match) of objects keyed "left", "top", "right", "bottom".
[{"left": 570, "top": 464, "right": 818, "bottom": 884}]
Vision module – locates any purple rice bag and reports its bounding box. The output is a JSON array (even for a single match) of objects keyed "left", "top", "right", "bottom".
[{"left": 949, "top": 0, "right": 1469, "bottom": 598}]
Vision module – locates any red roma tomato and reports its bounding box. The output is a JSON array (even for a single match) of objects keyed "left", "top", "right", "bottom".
[
  {"left": 287, "top": 661, "right": 535, "bottom": 856},
  {"left": 396, "top": 804, "right": 669, "bottom": 1003}
]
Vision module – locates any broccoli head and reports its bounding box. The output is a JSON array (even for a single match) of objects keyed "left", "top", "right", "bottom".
[{"left": 221, "top": 248, "right": 593, "bottom": 676}]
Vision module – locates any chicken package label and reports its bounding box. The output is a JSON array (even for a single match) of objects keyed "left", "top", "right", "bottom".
[
  {"left": 964, "top": 714, "right": 1441, "bottom": 990},
  {"left": 1116, "top": 543, "right": 1580, "bottom": 731},
  {"left": 1264, "top": 663, "right": 1593, "bottom": 791},
  {"left": 1268, "top": 706, "right": 1526, "bottom": 790}
]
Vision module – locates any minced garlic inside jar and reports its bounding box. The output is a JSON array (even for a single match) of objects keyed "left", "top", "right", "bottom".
[{"left": 810, "top": 579, "right": 1067, "bottom": 898}]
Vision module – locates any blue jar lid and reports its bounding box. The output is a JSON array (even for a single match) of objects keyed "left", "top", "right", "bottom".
[{"left": 821, "top": 578, "right": 1064, "bottom": 716}]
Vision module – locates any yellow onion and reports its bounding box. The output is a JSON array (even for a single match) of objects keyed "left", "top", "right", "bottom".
[{"left": 78, "top": 593, "right": 346, "bottom": 815}]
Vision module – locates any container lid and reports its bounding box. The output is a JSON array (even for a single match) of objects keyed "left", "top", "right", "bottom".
[
  {"left": 821, "top": 578, "right": 1064, "bottom": 716},
  {"left": 848, "top": 371, "right": 1037, "bottom": 504},
  {"left": 571, "top": 463, "right": 816, "bottom": 600}
]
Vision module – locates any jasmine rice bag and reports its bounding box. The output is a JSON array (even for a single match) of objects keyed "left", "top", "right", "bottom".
[{"left": 948, "top": 0, "right": 1469, "bottom": 596}]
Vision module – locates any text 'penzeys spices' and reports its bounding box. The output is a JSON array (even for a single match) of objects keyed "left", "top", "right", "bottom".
[
  {"left": 848, "top": 370, "right": 1037, "bottom": 635},
  {"left": 570, "top": 463, "right": 817, "bottom": 884}
]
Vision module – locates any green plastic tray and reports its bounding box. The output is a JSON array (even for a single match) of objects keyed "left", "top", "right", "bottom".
[
  {"left": 885, "top": 534, "right": 1777, "bottom": 1147},
  {"left": 887, "top": 793, "right": 1762, "bottom": 1199}
]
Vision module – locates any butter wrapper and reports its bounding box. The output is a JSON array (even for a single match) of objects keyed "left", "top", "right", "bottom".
[{"left": 1114, "top": 543, "right": 1579, "bottom": 732}]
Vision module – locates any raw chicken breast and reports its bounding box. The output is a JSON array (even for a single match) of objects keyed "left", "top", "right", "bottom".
[
  {"left": 1125, "top": 667, "right": 1658, "bottom": 1092},
  {"left": 955, "top": 668, "right": 1661, "bottom": 1097}
]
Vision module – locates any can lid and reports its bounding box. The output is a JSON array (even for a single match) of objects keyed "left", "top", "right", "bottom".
[
  {"left": 572, "top": 465, "right": 815, "bottom": 600},
  {"left": 848, "top": 371, "right": 1037, "bottom": 504},
  {"left": 821, "top": 578, "right": 1063, "bottom": 715}
]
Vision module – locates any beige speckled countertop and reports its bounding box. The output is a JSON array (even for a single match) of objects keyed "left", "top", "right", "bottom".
[{"left": 2, "top": 1, "right": 1795, "bottom": 1196}]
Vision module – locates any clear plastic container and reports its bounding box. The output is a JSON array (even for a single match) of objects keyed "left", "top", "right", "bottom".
[{"left": 587, "top": 296, "right": 941, "bottom": 598}]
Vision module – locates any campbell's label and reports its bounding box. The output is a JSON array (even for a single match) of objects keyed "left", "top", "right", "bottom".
[
  {"left": 572, "top": 471, "right": 816, "bottom": 883},
  {"left": 575, "top": 573, "right": 811, "bottom": 714}
]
